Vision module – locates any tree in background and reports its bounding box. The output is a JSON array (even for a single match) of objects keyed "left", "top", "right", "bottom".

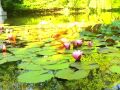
[
  {"left": 1, "top": 0, "right": 120, "bottom": 11},
  {"left": 2, "top": 0, "right": 22, "bottom": 11}
]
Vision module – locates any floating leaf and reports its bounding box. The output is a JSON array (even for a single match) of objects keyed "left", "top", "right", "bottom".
[
  {"left": 43, "top": 62, "right": 69, "bottom": 70},
  {"left": 4, "top": 56, "right": 21, "bottom": 62},
  {"left": 110, "top": 59, "right": 120, "bottom": 64},
  {"left": 26, "top": 47, "right": 41, "bottom": 53},
  {"left": 37, "top": 50, "right": 56, "bottom": 56},
  {"left": 98, "top": 47, "right": 119, "bottom": 54},
  {"left": 18, "top": 62, "right": 43, "bottom": 70},
  {"left": 55, "top": 68, "right": 89, "bottom": 80},
  {"left": 18, "top": 71, "right": 53, "bottom": 83},
  {"left": 109, "top": 65, "right": 120, "bottom": 74},
  {"left": 32, "top": 57, "right": 58, "bottom": 65},
  {"left": 72, "top": 70, "right": 89, "bottom": 80},
  {"left": 55, "top": 68, "right": 74, "bottom": 80},
  {"left": 0, "top": 59, "right": 7, "bottom": 64},
  {"left": 70, "top": 62, "right": 99, "bottom": 70}
]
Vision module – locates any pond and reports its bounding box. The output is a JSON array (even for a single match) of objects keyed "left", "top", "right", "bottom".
[{"left": 0, "top": 10, "right": 120, "bottom": 90}]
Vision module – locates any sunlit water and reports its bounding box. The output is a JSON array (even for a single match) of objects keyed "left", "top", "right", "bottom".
[{"left": 4, "top": 11, "right": 120, "bottom": 26}]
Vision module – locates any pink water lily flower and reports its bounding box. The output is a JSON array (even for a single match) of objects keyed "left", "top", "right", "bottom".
[
  {"left": 72, "top": 50, "right": 83, "bottom": 61},
  {"left": 88, "top": 41, "right": 93, "bottom": 47},
  {"left": 2, "top": 44, "right": 6, "bottom": 53},
  {"left": 76, "top": 40, "right": 83, "bottom": 46},
  {"left": 72, "top": 39, "right": 83, "bottom": 48},
  {"left": 63, "top": 42, "right": 70, "bottom": 50}
]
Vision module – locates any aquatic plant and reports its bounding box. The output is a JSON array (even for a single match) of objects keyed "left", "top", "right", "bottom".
[
  {"left": 63, "top": 42, "right": 71, "bottom": 50},
  {"left": 72, "top": 50, "right": 83, "bottom": 61},
  {"left": 7, "top": 33, "right": 16, "bottom": 44},
  {"left": 88, "top": 41, "right": 93, "bottom": 47},
  {"left": 72, "top": 39, "right": 83, "bottom": 48},
  {"left": 0, "top": 44, "right": 7, "bottom": 53},
  {"left": 0, "top": 44, "right": 7, "bottom": 56}
]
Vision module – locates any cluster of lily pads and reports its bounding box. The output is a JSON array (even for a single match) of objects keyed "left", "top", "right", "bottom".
[{"left": 0, "top": 20, "right": 120, "bottom": 89}]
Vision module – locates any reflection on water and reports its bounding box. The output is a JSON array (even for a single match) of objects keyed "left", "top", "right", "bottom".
[{"left": 4, "top": 11, "right": 120, "bottom": 26}]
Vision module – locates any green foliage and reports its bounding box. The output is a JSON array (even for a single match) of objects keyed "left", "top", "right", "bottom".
[
  {"left": 2, "top": 0, "right": 22, "bottom": 11},
  {"left": 2, "top": 0, "right": 120, "bottom": 11}
]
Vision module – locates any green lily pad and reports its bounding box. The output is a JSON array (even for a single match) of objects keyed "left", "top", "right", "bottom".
[
  {"left": 5, "top": 56, "right": 21, "bottom": 62},
  {"left": 26, "top": 47, "right": 41, "bottom": 53},
  {"left": 18, "top": 62, "right": 43, "bottom": 70},
  {"left": 37, "top": 50, "right": 56, "bottom": 56},
  {"left": 42, "top": 46, "right": 57, "bottom": 50},
  {"left": 55, "top": 68, "right": 89, "bottom": 80},
  {"left": 32, "top": 57, "right": 57, "bottom": 65},
  {"left": 110, "top": 59, "right": 120, "bottom": 64},
  {"left": 107, "top": 53, "right": 120, "bottom": 58},
  {"left": 18, "top": 71, "right": 53, "bottom": 83},
  {"left": 109, "top": 65, "right": 120, "bottom": 74},
  {"left": 98, "top": 47, "right": 119, "bottom": 54},
  {"left": 43, "top": 62, "right": 70, "bottom": 70},
  {"left": 70, "top": 62, "right": 99, "bottom": 70},
  {"left": 0, "top": 59, "right": 7, "bottom": 64}
]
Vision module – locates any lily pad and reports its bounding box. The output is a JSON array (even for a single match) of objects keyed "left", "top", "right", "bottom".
[
  {"left": 37, "top": 50, "right": 56, "bottom": 56},
  {"left": 0, "top": 59, "right": 7, "bottom": 64},
  {"left": 18, "top": 71, "right": 53, "bottom": 83},
  {"left": 43, "top": 62, "right": 70, "bottom": 70},
  {"left": 70, "top": 62, "right": 99, "bottom": 70},
  {"left": 98, "top": 47, "right": 119, "bottom": 54},
  {"left": 109, "top": 65, "right": 120, "bottom": 74},
  {"left": 4, "top": 56, "right": 21, "bottom": 62},
  {"left": 18, "top": 62, "right": 43, "bottom": 70},
  {"left": 55, "top": 68, "right": 89, "bottom": 80}
]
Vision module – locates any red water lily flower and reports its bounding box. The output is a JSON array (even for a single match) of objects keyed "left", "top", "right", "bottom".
[
  {"left": 63, "top": 42, "right": 70, "bottom": 50},
  {"left": 72, "top": 50, "right": 83, "bottom": 61}
]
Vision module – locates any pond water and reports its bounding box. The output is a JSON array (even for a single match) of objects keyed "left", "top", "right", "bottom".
[
  {"left": 0, "top": 10, "right": 120, "bottom": 90},
  {"left": 4, "top": 11, "right": 120, "bottom": 25}
]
